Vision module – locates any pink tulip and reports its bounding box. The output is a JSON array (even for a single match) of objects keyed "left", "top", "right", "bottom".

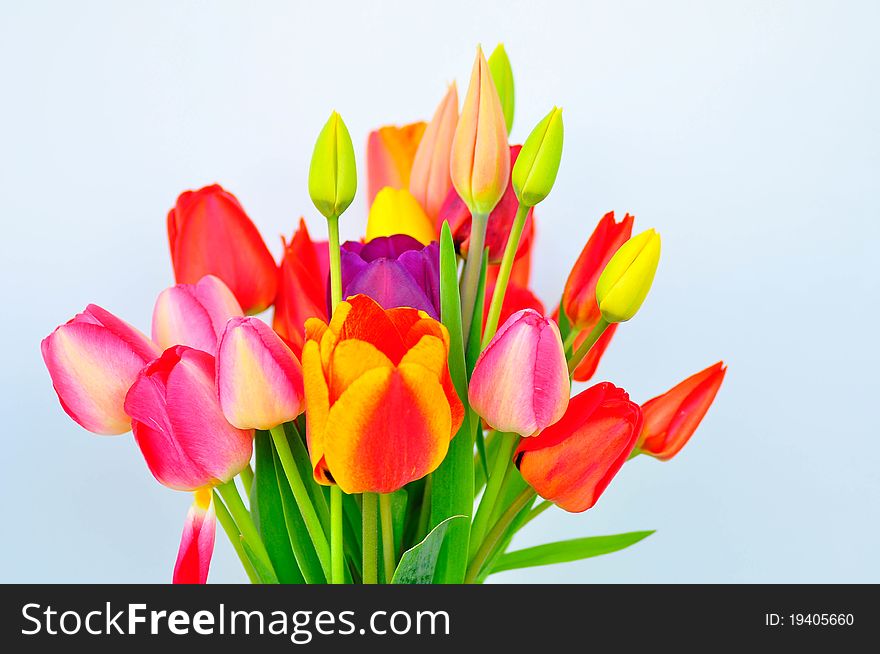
[
  {"left": 410, "top": 83, "right": 459, "bottom": 224},
  {"left": 173, "top": 489, "right": 215, "bottom": 584},
  {"left": 216, "top": 317, "right": 305, "bottom": 430},
  {"left": 41, "top": 305, "right": 160, "bottom": 435},
  {"left": 152, "top": 275, "right": 243, "bottom": 355},
  {"left": 124, "top": 345, "right": 253, "bottom": 491},
  {"left": 468, "top": 309, "right": 569, "bottom": 437}
]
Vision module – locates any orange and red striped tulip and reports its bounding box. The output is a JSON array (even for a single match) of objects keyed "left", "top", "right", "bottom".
[
  {"left": 636, "top": 361, "right": 726, "bottom": 460},
  {"left": 366, "top": 122, "right": 426, "bottom": 206},
  {"left": 173, "top": 489, "right": 215, "bottom": 584},
  {"left": 301, "top": 294, "right": 463, "bottom": 494},
  {"left": 410, "top": 84, "right": 459, "bottom": 224},
  {"left": 167, "top": 185, "right": 278, "bottom": 314},
  {"left": 273, "top": 220, "right": 329, "bottom": 357},
  {"left": 516, "top": 382, "right": 642, "bottom": 512}
]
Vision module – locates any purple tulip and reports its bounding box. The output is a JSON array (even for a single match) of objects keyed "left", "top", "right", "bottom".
[{"left": 339, "top": 235, "right": 441, "bottom": 319}]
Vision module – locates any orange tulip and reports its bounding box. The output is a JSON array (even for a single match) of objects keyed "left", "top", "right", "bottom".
[
  {"left": 636, "top": 361, "right": 726, "bottom": 460},
  {"left": 301, "top": 295, "right": 463, "bottom": 494},
  {"left": 410, "top": 84, "right": 459, "bottom": 223},
  {"left": 366, "top": 123, "right": 426, "bottom": 206}
]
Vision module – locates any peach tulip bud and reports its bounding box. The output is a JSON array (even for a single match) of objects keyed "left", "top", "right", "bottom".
[
  {"left": 152, "top": 275, "right": 243, "bottom": 355},
  {"left": 41, "top": 305, "right": 160, "bottom": 435},
  {"left": 516, "top": 382, "right": 642, "bottom": 512},
  {"left": 450, "top": 46, "right": 510, "bottom": 216},
  {"left": 217, "top": 317, "right": 305, "bottom": 430},
  {"left": 173, "top": 489, "right": 216, "bottom": 584},
  {"left": 409, "top": 84, "right": 458, "bottom": 223},
  {"left": 636, "top": 361, "right": 726, "bottom": 460},
  {"left": 469, "top": 309, "right": 569, "bottom": 437},
  {"left": 367, "top": 122, "right": 426, "bottom": 206},
  {"left": 366, "top": 187, "right": 437, "bottom": 245},
  {"left": 124, "top": 345, "right": 253, "bottom": 491}
]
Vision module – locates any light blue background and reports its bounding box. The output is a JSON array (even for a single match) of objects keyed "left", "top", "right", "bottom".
[{"left": 1, "top": 0, "right": 877, "bottom": 583}]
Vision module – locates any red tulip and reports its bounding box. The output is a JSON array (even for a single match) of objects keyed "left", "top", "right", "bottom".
[
  {"left": 637, "top": 361, "right": 726, "bottom": 460},
  {"left": 173, "top": 490, "right": 215, "bottom": 584},
  {"left": 273, "top": 219, "right": 329, "bottom": 357},
  {"left": 516, "top": 382, "right": 642, "bottom": 512},
  {"left": 562, "top": 211, "right": 634, "bottom": 329},
  {"left": 167, "top": 185, "right": 278, "bottom": 314},
  {"left": 124, "top": 345, "right": 253, "bottom": 491}
]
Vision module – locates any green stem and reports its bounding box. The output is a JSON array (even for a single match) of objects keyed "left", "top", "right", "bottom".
[
  {"left": 415, "top": 475, "right": 433, "bottom": 542},
  {"left": 468, "top": 432, "right": 518, "bottom": 561},
  {"left": 459, "top": 211, "right": 489, "bottom": 344},
  {"left": 269, "top": 425, "right": 331, "bottom": 580},
  {"left": 379, "top": 493, "right": 396, "bottom": 583},
  {"left": 562, "top": 326, "right": 582, "bottom": 352},
  {"left": 362, "top": 493, "right": 378, "bottom": 584},
  {"left": 216, "top": 480, "right": 275, "bottom": 581},
  {"left": 327, "top": 214, "right": 343, "bottom": 309},
  {"left": 465, "top": 487, "right": 536, "bottom": 583},
  {"left": 239, "top": 463, "right": 254, "bottom": 496},
  {"left": 567, "top": 317, "right": 610, "bottom": 376},
  {"left": 330, "top": 486, "right": 344, "bottom": 583},
  {"left": 212, "top": 490, "right": 259, "bottom": 584},
  {"left": 482, "top": 203, "right": 530, "bottom": 347}
]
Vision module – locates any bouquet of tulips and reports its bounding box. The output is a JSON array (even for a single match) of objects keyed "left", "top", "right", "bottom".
[{"left": 41, "top": 45, "right": 725, "bottom": 584}]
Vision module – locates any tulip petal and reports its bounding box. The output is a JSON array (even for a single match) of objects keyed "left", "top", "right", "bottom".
[
  {"left": 302, "top": 339, "right": 331, "bottom": 483},
  {"left": 367, "top": 123, "right": 426, "bottom": 205},
  {"left": 410, "top": 84, "right": 459, "bottom": 222},
  {"left": 173, "top": 489, "right": 216, "bottom": 584}
]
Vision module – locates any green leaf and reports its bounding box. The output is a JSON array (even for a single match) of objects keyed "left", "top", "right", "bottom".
[
  {"left": 491, "top": 531, "right": 655, "bottom": 574},
  {"left": 392, "top": 516, "right": 467, "bottom": 584},
  {"left": 430, "top": 223, "right": 475, "bottom": 583},
  {"left": 465, "top": 249, "right": 488, "bottom": 376},
  {"left": 253, "top": 431, "right": 304, "bottom": 584},
  {"left": 239, "top": 534, "right": 280, "bottom": 584}
]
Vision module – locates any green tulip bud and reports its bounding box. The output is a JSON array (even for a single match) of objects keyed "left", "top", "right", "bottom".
[
  {"left": 488, "top": 43, "right": 515, "bottom": 133},
  {"left": 308, "top": 111, "right": 357, "bottom": 220},
  {"left": 512, "top": 107, "right": 564, "bottom": 207},
  {"left": 596, "top": 228, "right": 661, "bottom": 322}
]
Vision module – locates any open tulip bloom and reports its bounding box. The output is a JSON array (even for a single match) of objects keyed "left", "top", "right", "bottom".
[{"left": 40, "top": 45, "right": 726, "bottom": 585}]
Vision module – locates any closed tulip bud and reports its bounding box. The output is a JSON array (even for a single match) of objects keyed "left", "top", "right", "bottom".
[
  {"left": 302, "top": 295, "right": 463, "bottom": 494},
  {"left": 217, "top": 317, "right": 305, "bottom": 430},
  {"left": 469, "top": 309, "right": 569, "bottom": 437},
  {"left": 596, "top": 228, "right": 661, "bottom": 323},
  {"left": 167, "top": 185, "right": 278, "bottom": 314},
  {"left": 367, "top": 122, "right": 426, "bottom": 206},
  {"left": 124, "top": 346, "right": 253, "bottom": 491},
  {"left": 309, "top": 111, "right": 357, "bottom": 220},
  {"left": 450, "top": 46, "right": 510, "bottom": 216},
  {"left": 366, "top": 187, "right": 437, "bottom": 245},
  {"left": 41, "top": 305, "right": 160, "bottom": 435},
  {"left": 512, "top": 107, "right": 564, "bottom": 207},
  {"left": 488, "top": 44, "right": 515, "bottom": 133},
  {"left": 173, "top": 489, "right": 216, "bottom": 584},
  {"left": 562, "top": 212, "right": 634, "bottom": 329},
  {"left": 152, "top": 275, "right": 243, "bottom": 355},
  {"left": 636, "top": 361, "right": 726, "bottom": 460},
  {"left": 409, "top": 84, "right": 458, "bottom": 223},
  {"left": 516, "top": 382, "right": 642, "bottom": 512}
]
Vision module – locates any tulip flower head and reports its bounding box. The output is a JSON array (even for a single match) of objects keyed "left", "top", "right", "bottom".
[
  {"left": 301, "top": 295, "right": 463, "bottom": 494},
  {"left": 366, "top": 187, "right": 436, "bottom": 245},
  {"left": 124, "top": 345, "right": 253, "bottom": 491},
  {"left": 562, "top": 212, "right": 634, "bottom": 329},
  {"left": 410, "top": 84, "right": 459, "bottom": 223},
  {"left": 309, "top": 111, "right": 358, "bottom": 220},
  {"left": 217, "top": 317, "right": 305, "bottom": 430},
  {"left": 596, "top": 228, "right": 661, "bottom": 323},
  {"left": 516, "top": 382, "right": 642, "bottom": 512},
  {"left": 637, "top": 361, "right": 726, "bottom": 460},
  {"left": 469, "top": 309, "right": 569, "bottom": 437},
  {"left": 512, "top": 107, "right": 564, "bottom": 207},
  {"left": 367, "top": 122, "right": 426, "bottom": 205},
  {"left": 173, "top": 489, "right": 216, "bottom": 584},
  {"left": 152, "top": 275, "right": 243, "bottom": 355},
  {"left": 450, "top": 46, "right": 510, "bottom": 216},
  {"left": 41, "top": 305, "right": 160, "bottom": 435},
  {"left": 341, "top": 235, "right": 441, "bottom": 319},
  {"left": 488, "top": 43, "right": 515, "bottom": 133},
  {"left": 167, "top": 185, "right": 277, "bottom": 314}
]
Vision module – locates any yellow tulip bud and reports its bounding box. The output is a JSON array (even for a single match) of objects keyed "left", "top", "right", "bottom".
[
  {"left": 512, "top": 107, "right": 564, "bottom": 207},
  {"left": 366, "top": 187, "right": 437, "bottom": 245},
  {"left": 596, "top": 229, "right": 661, "bottom": 322},
  {"left": 488, "top": 43, "right": 514, "bottom": 133},
  {"left": 308, "top": 111, "right": 357, "bottom": 220}
]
